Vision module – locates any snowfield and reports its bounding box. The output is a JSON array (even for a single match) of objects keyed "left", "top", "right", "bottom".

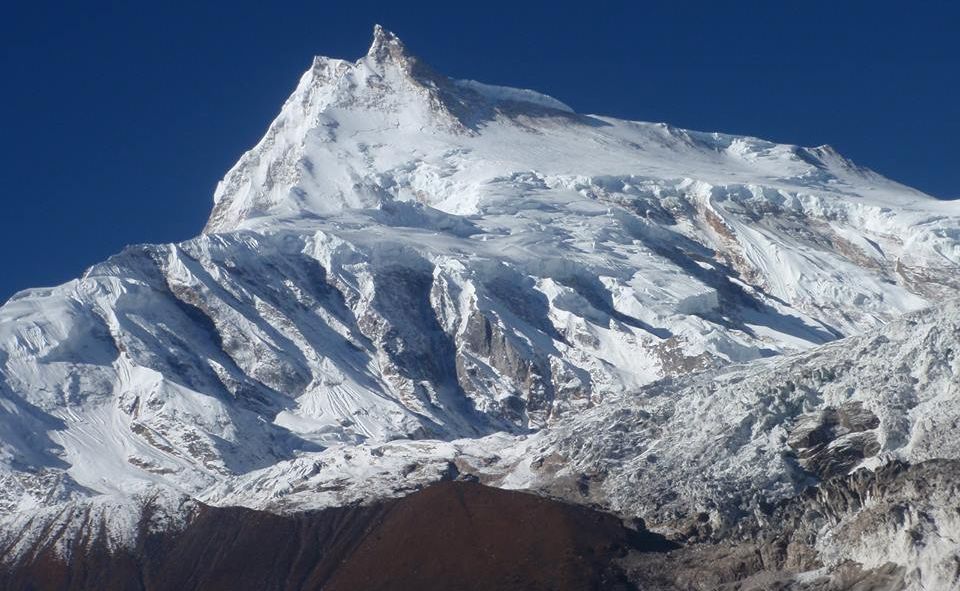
[{"left": 1, "top": 26, "right": 959, "bottom": 590}]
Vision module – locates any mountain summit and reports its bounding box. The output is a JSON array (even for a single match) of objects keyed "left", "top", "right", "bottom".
[
  {"left": 206, "top": 26, "right": 580, "bottom": 232},
  {"left": 2, "top": 28, "right": 960, "bottom": 590},
  {"left": 366, "top": 24, "right": 415, "bottom": 65}
]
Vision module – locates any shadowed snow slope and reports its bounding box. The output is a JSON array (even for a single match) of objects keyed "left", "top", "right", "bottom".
[{"left": 1, "top": 25, "right": 960, "bottom": 590}]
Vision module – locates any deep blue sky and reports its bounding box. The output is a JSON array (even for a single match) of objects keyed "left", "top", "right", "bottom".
[{"left": 1, "top": 1, "right": 958, "bottom": 302}]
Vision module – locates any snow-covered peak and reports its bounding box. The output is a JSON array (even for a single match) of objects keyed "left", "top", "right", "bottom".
[
  {"left": 2, "top": 28, "right": 960, "bottom": 588},
  {"left": 204, "top": 26, "right": 950, "bottom": 237}
]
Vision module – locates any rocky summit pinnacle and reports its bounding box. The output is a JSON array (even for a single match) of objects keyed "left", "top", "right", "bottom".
[
  {"left": 2, "top": 28, "right": 960, "bottom": 591},
  {"left": 366, "top": 24, "right": 410, "bottom": 64}
]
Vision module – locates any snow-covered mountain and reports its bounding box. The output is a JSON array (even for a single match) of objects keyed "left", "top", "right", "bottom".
[
  {"left": 1, "top": 26, "right": 959, "bottom": 590},
  {"left": 198, "top": 297, "right": 960, "bottom": 589}
]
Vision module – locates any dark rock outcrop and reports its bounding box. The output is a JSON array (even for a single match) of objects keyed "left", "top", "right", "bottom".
[{"left": 0, "top": 481, "right": 674, "bottom": 591}]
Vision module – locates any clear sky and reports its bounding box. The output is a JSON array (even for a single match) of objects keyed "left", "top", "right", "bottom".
[{"left": 1, "top": 1, "right": 957, "bottom": 302}]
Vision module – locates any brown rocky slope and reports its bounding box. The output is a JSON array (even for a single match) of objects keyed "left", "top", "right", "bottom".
[{"left": 0, "top": 481, "right": 675, "bottom": 591}]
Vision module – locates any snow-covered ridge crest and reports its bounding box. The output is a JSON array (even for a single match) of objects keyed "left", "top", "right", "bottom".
[{"left": 452, "top": 79, "right": 574, "bottom": 113}]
